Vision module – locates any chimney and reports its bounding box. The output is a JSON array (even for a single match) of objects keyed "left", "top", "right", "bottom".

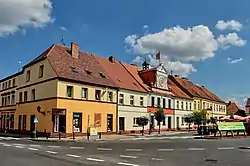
[
  {"left": 71, "top": 42, "right": 79, "bottom": 58},
  {"left": 108, "top": 56, "right": 116, "bottom": 63},
  {"left": 228, "top": 101, "right": 231, "bottom": 105}
]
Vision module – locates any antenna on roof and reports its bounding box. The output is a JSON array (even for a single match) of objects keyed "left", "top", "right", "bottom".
[
  {"left": 60, "top": 36, "right": 66, "bottom": 46},
  {"left": 18, "top": 61, "right": 22, "bottom": 72}
]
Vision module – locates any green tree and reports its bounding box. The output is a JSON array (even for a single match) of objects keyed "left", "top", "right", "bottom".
[
  {"left": 192, "top": 110, "right": 207, "bottom": 128},
  {"left": 136, "top": 116, "right": 149, "bottom": 136},
  {"left": 154, "top": 107, "right": 165, "bottom": 134},
  {"left": 184, "top": 114, "right": 193, "bottom": 131}
]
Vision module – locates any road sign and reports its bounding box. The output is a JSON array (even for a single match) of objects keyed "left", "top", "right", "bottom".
[
  {"left": 34, "top": 117, "right": 38, "bottom": 123},
  {"left": 5, "top": 116, "right": 11, "bottom": 120}
]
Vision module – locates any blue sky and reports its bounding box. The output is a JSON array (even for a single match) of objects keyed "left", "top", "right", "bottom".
[{"left": 0, "top": 0, "right": 249, "bottom": 107}]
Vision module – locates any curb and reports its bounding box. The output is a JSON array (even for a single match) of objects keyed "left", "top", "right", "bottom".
[{"left": 193, "top": 136, "right": 219, "bottom": 140}]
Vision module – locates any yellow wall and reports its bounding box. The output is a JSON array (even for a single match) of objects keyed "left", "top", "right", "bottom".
[
  {"left": 57, "top": 99, "right": 116, "bottom": 133},
  {"left": 15, "top": 99, "right": 57, "bottom": 133}
]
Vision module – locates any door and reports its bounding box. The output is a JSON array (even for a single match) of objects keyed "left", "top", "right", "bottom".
[
  {"left": 107, "top": 114, "right": 113, "bottom": 132},
  {"left": 119, "top": 117, "right": 125, "bottom": 131},
  {"left": 30, "top": 115, "right": 35, "bottom": 132},
  {"left": 176, "top": 117, "right": 180, "bottom": 129},
  {"left": 168, "top": 117, "right": 172, "bottom": 129},
  {"left": 54, "top": 115, "right": 59, "bottom": 132}
]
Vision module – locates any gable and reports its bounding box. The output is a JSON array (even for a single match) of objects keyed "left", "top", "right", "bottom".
[{"left": 156, "top": 63, "right": 168, "bottom": 74}]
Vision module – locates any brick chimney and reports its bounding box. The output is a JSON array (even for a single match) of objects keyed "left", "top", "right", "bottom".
[
  {"left": 108, "top": 56, "right": 116, "bottom": 63},
  {"left": 71, "top": 42, "right": 79, "bottom": 58}
]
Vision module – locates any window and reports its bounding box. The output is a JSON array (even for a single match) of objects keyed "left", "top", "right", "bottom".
[
  {"left": 95, "top": 89, "right": 101, "bottom": 100},
  {"left": 39, "top": 65, "right": 44, "bottom": 78},
  {"left": 12, "top": 78, "right": 15, "bottom": 87},
  {"left": 99, "top": 73, "right": 106, "bottom": 78},
  {"left": 8, "top": 80, "right": 11, "bottom": 88},
  {"left": 203, "top": 102, "right": 206, "bottom": 109},
  {"left": 151, "top": 96, "right": 155, "bottom": 107},
  {"left": 181, "top": 101, "right": 184, "bottom": 109},
  {"left": 194, "top": 101, "right": 196, "bottom": 110},
  {"left": 19, "top": 92, "right": 23, "bottom": 103},
  {"left": 163, "top": 98, "right": 166, "bottom": 108},
  {"left": 186, "top": 102, "right": 188, "bottom": 110},
  {"left": 24, "top": 91, "right": 28, "bottom": 102},
  {"left": 176, "top": 101, "right": 179, "bottom": 109},
  {"left": 26, "top": 70, "right": 30, "bottom": 82},
  {"left": 94, "top": 113, "right": 102, "bottom": 127},
  {"left": 67, "top": 86, "right": 73, "bottom": 98},
  {"left": 168, "top": 99, "right": 171, "bottom": 108},
  {"left": 119, "top": 94, "right": 124, "bottom": 104},
  {"left": 108, "top": 91, "right": 113, "bottom": 102},
  {"left": 2, "top": 83, "right": 4, "bottom": 89},
  {"left": 130, "top": 95, "right": 134, "bottom": 106},
  {"left": 31, "top": 89, "right": 35, "bottom": 100},
  {"left": 81, "top": 88, "right": 88, "bottom": 99},
  {"left": 11, "top": 94, "right": 15, "bottom": 105},
  {"left": 189, "top": 102, "right": 192, "bottom": 110},
  {"left": 1, "top": 97, "right": 4, "bottom": 106},
  {"left": 140, "top": 97, "right": 144, "bottom": 106},
  {"left": 181, "top": 117, "right": 184, "bottom": 125},
  {"left": 133, "top": 117, "right": 139, "bottom": 126},
  {"left": 197, "top": 101, "right": 200, "bottom": 110},
  {"left": 157, "top": 97, "right": 161, "bottom": 107},
  {"left": 163, "top": 117, "right": 166, "bottom": 126},
  {"left": 207, "top": 103, "right": 209, "bottom": 109},
  {"left": 73, "top": 113, "right": 82, "bottom": 132},
  {"left": 5, "top": 82, "right": 7, "bottom": 89},
  {"left": 7, "top": 96, "right": 10, "bottom": 105},
  {"left": 22, "top": 115, "right": 27, "bottom": 130},
  {"left": 18, "top": 115, "right": 22, "bottom": 130}
]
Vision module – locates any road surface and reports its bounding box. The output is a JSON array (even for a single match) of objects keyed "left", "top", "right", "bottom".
[{"left": 1, "top": 136, "right": 250, "bottom": 166}]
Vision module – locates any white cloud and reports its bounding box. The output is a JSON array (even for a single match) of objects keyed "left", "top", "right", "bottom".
[
  {"left": 125, "top": 25, "right": 247, "bottom": 76},
  {"left": 215, "top": 20, "right": 243, "bottom": 31},
  {"left": 0, "top": 0, "right": 54, "bottom": 37},
  {"left": 227, "top": 57, "right": 243, "bottom": 64},
  {"left": 217, "top": 33, "right": 247, "bottom": 49},
  {"left": 60, "top": 26, "right": 68, "bottom": 31},
  {"left": 143, "top": 25, "right": 149, "bottom": 29}
]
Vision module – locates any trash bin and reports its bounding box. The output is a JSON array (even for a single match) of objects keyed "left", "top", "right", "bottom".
[{"left": 30, "top": 131, "right": 36, "bottom": 138}]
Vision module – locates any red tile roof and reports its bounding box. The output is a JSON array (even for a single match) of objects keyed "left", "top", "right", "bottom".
[
  {"left": 93, "top": 56, "right": 146, "bottom": 92},
  {"left": 169, "top": 75, "right": 225, "bottom": 103},
  {"left": 167, "top": 78, "right": 192, "bottom": 100},
  {"left": 25, "top": 44, "right": 118, "bottom": 88},
  {"left": 227, "top": 101, "right": 242, "bottom": 115}
]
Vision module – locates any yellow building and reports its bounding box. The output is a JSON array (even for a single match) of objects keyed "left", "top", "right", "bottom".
[
  {"left": 0, "top": 42, "right": 118, "bottom": 137},
  {"left": 169, "top": 76, "right": 226, "bottom": 119}
]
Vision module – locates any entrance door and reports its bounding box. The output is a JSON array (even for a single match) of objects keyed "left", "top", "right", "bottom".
[
  {"left": 176, "top": 117, "right": 180, "bottom": 129},
  {"left": 54, "top": 115, "right": 59, "bottom": 132},
  {"left": 30, "top": 115, "right": 35, "bottom": 132},
  {"left": 119, "top": 117, "right": 125, "bottom": 131},
  {"left": 168, "top": 117, "right": 172, "bottom": 129}
]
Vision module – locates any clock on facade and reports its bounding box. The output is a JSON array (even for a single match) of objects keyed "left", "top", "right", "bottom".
[{"left": 158, "top": 76, "right": 166, "bottom": 88}]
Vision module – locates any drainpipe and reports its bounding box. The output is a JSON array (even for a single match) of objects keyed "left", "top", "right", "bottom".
[
  {"left": 172, "top": 98, "right": 175, "bottom": 130},
  {"left": 116, "top": 88, "right": 120, "bottom": 134}
]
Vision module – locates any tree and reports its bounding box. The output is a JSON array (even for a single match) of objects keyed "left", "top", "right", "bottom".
[
  {"left": 154, "top": 107, "right": 165, "bottom": 134},
  {"left": 136, "top": 116, "right": 149, "bottom": 135},
  {"left": 192, "top": 110, "right": 207, "bottom": 128},
  {"left": 184, "top": 114, "right": 193, "bottom": 131}
]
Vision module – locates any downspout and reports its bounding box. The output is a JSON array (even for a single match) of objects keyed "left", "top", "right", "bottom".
[{"left": 116, "top": 88, "right": 120, "bottom": 134}]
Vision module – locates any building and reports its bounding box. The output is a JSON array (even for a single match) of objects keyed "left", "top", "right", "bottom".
[
  {"left": 169, "top": 75, "right": 226, "bottom": 119},
  {"left": 94, "top": 55, "right": 148, "bottom": 133},
  {"left": 168, "top": 78, "right": 193, "bottom": 129},
  {"left": 0, "top": 42, "right": 119, "bottom": 136},
  {"left": 246, "top": 98, "right": 250, "bottom": 115},
  {"left": 227, "top": 101, "right": 245, "bottom": 117},
  {"left": 123, "top": 62, "right": 175, "bottom": 131}
]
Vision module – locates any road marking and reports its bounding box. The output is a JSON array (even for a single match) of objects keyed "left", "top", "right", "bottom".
[
  {"left": 15, "top": 146, "right": 24, "bottom": 148},
  {"left": 46, "top": 151, "right": 58, "bottom": 154},
  {"left": 48, "top": 146, "right": 60, "bottom": 148},
  {"left": 151, "top": 158, "right": 164, "bottom": 161},
  {"left": 120, "top": 155, "right": 138, "bottom": 159},
  {"left": 28, "top": 148, "right": 39, "bottom": 151},
  {"left": 217, "top": 147, "right": 235, "bottom": 150},
  {"left": 97, "top": 148, "right": 112, "bottom": 151},
  {"left": 66, "top": 154, "right": 81, "bottom": 158},
  {"left": 126, "top": 149, "right": 142, "bottom": 152},
  {"left": 29, "top": 144, "right": 41, "bottom": 147},
  {"left": 117, "top": 162, "right": 140, "bottom": 166},
  {"left": 86, "top": 157, "right": 104, "bottom": 162},
  {"left": 2, "top": 144, "right": 12, "bottom": 147},
  {"left": 70, "top": 147, "right": 85, "bottom": 149},
  {"left": 188, "top": 148, "right": 205, "bottom": 151},
  {"left": 158, "top": 148, "right": 174, "bottom": 151},
  {"left": 13, "top": 144, "right": 24, "bottom": 146}
]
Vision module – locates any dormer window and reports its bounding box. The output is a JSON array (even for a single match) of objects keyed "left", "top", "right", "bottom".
[
  {"left": 70, "top": 67, "right": 78, "bottom": 73},
  {"left": 85, "top": 70, "right": 92, "bottom": 75},
  {"left": 99, "top": 73, "right": 106, "bottom": 78}
]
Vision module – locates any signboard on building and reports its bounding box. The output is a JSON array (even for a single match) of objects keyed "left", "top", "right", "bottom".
[{"left": 218, "top": 122, "right": 245, "bottom": 131}]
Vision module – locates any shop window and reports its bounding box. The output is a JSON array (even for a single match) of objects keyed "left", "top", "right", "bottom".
[
  {"left": 18, "top": 115, "right": 22, "bottom": 130},
  {"left": 73, "top": 113, "right": 82, "bottom": 132},
  {"left": 22, "top": 115, "right": 27, "bottom": 130},
  {"left": 10, "top": 114, "right": 14, "bottom": 130}
]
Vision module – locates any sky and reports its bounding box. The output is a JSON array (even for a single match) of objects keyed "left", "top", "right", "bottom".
[{"left": 0, "top": 0, "right": 249, "bottom": 108}]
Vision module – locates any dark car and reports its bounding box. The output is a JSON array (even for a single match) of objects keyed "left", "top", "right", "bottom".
[{"left": 197, "top": 125, "right": 216, "bottom": 135}]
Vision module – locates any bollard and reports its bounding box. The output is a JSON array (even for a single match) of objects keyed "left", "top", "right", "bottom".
[
  {"left": 98, "top": 132, "right": 102, "bottom": 139},
  {"left": 87, "top": 132, "right": 90, "bottom": 141},
  {"left": 73, "top": 131, "right": 75, "bottom": 140},
  {"left": 59, "top": 132, "right": 61, "bottom": 140}
]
